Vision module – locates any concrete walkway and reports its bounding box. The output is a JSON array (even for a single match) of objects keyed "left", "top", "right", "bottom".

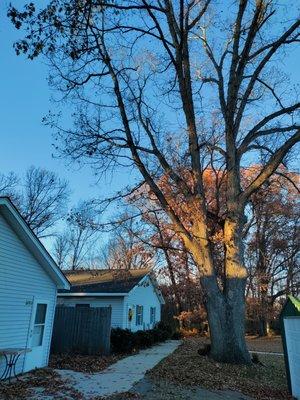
[{"left": 56, "top": 340, "right": 181, "bottom": 399}]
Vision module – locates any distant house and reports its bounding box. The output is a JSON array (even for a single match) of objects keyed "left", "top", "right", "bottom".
[
  {"left": 0, "top": 197, "right": 70, "bottom": 376},
  {"left": 58, "top": 269, "right": 165, "bottom": 331}
]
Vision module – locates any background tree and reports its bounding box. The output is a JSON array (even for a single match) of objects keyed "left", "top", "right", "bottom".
[
  {"left": 0, "top": 172, "right": 19, "bottom": 199},
  {"left": 59, "top": 201, "right": 99, "bottom": 270},
  {"left": 9, "top": 0, "right": 300, "bottom": 363},
  {"left": 0, "top": 166, "right": 69, "bottom": 237},
  {"left": 101, "top": 215, "right": 155, "bottom": 270},
  {"left": 245, "top": 170, "right": 300, "bottom": 336},
  {"left": 20, "top": 166, "right": 69, "bottom": 237},
  {"left": 52, "top": 231, "right": 71, "bottom": 269}
]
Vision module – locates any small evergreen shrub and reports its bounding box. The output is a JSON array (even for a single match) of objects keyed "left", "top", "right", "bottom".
[
  {"left": 110, "top": 324, "right": 178, "bottom": 354},
  {"left": 135, "top": 330, "right": 155, "bottom": 348},
  {"left": 155, "top": 321, "right": 173, "bottom": 336},
  {"left": 110, "top": 328, "right": 136, "bottom": 354},
  {"left": 152, "top": 327, "right": 170, "bottom": 342},
  {"left": 171, "top": 331, "right": 183, "bottom": 340}
]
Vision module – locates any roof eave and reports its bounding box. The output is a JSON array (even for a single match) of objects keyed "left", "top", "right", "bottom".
[{"left": 58, "top": 292, "right": 128, "bottom": 297}]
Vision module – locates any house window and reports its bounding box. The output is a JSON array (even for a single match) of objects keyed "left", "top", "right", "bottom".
[
  {"left": 136, "top": 305, "right": 143, "bottom": 325},
  {"left": 150, "top": 307, "right": 156, "bottom": 324},
  {"left": 32, "top": 303, "right": 47, "bottom": 347}
]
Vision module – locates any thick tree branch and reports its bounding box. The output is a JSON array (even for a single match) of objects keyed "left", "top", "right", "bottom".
[{"left": 241, "top": 130, "right": 300, "bottom": 201}]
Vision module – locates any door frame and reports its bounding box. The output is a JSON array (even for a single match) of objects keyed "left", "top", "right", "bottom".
[{"left": 24, "top": 297, "right": 50, "bottom": 371}]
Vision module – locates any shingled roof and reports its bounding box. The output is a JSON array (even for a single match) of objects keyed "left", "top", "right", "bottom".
[{"left": 59, "top": 268, "right": 150, "bottom": 294}]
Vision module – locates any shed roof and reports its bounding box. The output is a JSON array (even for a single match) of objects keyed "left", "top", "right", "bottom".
[
  {"left": 59, "top": 268, "right": 150, "bottom": 294},
  {"left": 288, "top": 295, "right": 300, "bottom": 312},
  {"left": 280, "top": 295, "right": 300, "bottom": 319}
]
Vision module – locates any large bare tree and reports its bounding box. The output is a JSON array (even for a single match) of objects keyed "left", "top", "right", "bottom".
[{"left": 9, "top": 0, "right": 300, "bottom": 363}]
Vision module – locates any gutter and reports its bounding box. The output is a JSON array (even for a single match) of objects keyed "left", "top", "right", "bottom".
[{"left": 57, "top": 292, "right": 128, "bottom": 297}]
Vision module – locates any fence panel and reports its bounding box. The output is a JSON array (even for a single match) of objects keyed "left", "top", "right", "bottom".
[{"left": 51, "top": 306, "right": 111, "bottom": 355}]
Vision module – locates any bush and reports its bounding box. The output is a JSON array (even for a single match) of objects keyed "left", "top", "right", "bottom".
[
  {"left": 110, "top": 324, "right": 177, "bottom": 354},
  {"left": 155, "top": 321, "right": 173, "bottom": 337},
  {"left": 110, "top": 328, "right": 136, "bottom": 354},
  {"left": 180, "top": 327, "right": 199, "bottom": 337},
  {"left": 153, "top": 328, "right": 171, "bottom": 342},
  {"left": 171, "top": 331, "right": 183, "bottom": 340},
  {"left": 135, "top": 330, "right": 155, "bottom": 348}
]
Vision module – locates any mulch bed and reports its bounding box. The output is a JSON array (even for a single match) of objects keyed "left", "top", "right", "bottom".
[
  {"left": 0, "top": 368, "right": 83, "bottom": 400},
  {"left": 148, "top": 337, "right": 291, "bottom": 400},
  {"left": 49, "top": 353, "right": 125, "bottom": 373}
]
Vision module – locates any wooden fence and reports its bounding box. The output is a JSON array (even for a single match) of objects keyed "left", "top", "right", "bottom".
[{"left": 51, "top": 306, "right": 111, "bottom": 355}]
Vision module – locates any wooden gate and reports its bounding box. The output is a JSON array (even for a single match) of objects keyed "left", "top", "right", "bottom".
[{"left": 51, "top": 306, "right": 111, "bottom": 355}]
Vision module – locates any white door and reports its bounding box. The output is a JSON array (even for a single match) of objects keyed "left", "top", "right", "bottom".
[
  {"left": 24, "top": 300, "right": 49, "bottom": 372},
  {"left": 284, "top": 317, "right": 300, "bottom": 400}
]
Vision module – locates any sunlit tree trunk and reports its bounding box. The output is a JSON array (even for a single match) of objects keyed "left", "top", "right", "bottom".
[{"left": 186, "top": 216, "right": 251, "bottom": 364}]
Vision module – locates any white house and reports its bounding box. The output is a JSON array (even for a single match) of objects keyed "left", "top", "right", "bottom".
[
  {"left": 58, "top": 269, "right": 165, "bottom": 332},
  {"left": 0, "top": 197, "right": 70, "bottom": 376}
]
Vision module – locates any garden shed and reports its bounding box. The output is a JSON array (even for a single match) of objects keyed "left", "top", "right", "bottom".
[{"left": 280, "top": 295, "right": 300, "bottom": 400}]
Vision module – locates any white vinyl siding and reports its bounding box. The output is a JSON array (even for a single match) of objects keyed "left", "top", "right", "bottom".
[
  {"left": 125, "top": 276, "right": 161, "bottom": 332},
  {"left": 57, "top": 296, "right": 125, "bottom": 328},
  {"left": 58, "top": 276, "right": 163, "bottom": 332},
  {"left": 0, "top": 213, "right": 57, "bottom": 375}
]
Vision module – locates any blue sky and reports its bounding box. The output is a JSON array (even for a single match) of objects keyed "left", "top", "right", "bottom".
[
  {"left": 0, "top": 0, "right": 137, "bottom": 207},
  {"left": 1, "top": 1, "right": 299, "bottom": 207}
]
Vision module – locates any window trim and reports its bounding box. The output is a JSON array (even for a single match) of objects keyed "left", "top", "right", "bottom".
[
  {"left": 150, "top": 307, "right": 156, "bottom": 324},
  {"left": 136, "top": 305, "right": 143, "bottom": 325},
  {"left": 31, "top": 301, "right": 49, "bottom": 348}
]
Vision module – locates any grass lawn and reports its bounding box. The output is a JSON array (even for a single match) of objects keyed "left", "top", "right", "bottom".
[
  {"left": 148, "top": 337, "right": 290, "bottom": 400},
  {"left": 245, "top": 336, "right": 283, "bottom": 353}
]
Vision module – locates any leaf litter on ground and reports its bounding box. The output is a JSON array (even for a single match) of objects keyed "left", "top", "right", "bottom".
[
  {"left": 0, "top": 368, "right": 83, "bottom": 400},
  {"left": 49, "top": 353, "right": 124, "bottom": 373},
  {"left": 148, "top": 337, "right": 291, "bottom": 400}
]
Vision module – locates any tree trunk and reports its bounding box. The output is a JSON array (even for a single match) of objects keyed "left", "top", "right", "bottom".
[
  {"left": 202, "top": 276, "right": 251, "bottom": 364},
  {"left": 258, "top": 316, "right": 270, "bottom": 337},
  {"left": 162, "top": 247, "right": 183, "bottom": 313},
  {"left": 258, "top": 288, "right": 270, "bottom": 336},
  {"left": 256, "top": 226, "right": 270, "bottom": 337},
  {"left": 209, "top": 212, "right": 251, "bottom": 364},
  {"left": 185, "top": 213, "right": 251, "bottom": 364}
]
